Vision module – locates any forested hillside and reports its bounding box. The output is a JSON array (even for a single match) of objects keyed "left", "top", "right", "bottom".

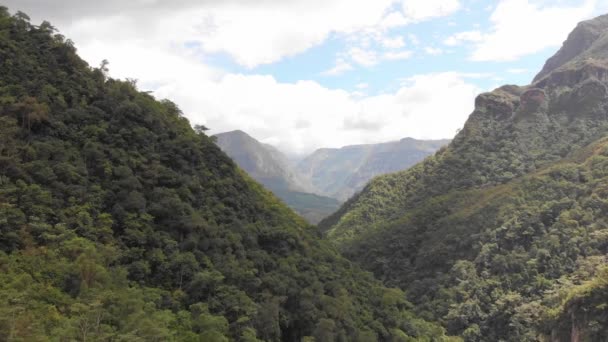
[
  {"left": 0, "top": 9, "right": 455, "bottom": 341},
  {"left": 322, "top": 14, "right": 608, "bottom": 341}
]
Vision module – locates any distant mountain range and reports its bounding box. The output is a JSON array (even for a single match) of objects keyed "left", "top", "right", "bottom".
[
  {"left": 214, "top": 130, "right": 340, "bottom": 223},
  {"left": 296, "top": 138, "right": 450, "bottom": 201},
  {"left": 214, "top": 130, "right": 313, "bottom": 192},
  {"left": 214, "top": 130, "right": 448, "bottom": 222}
]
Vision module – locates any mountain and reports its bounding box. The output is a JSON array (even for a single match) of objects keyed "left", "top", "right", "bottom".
[
  {"left": 214, "top": 130, "right": 312, "bottom": 193},
  {"left": 0, "top": 9, "right": 455, "bottom": 341},
  {"left": 214, "top": 131, "right": 447, "bottom": 222},
  {"left": 297, "top": 138, "right": 449, "bottom": 201},
  {"left": 214, "top": 130, "right": 339, "bottom": 223},
  {"left": 321, "top": 14, "right": 608, "bottom": 341}
]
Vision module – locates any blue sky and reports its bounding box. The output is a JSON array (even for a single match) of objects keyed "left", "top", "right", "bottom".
[
  {"left": 8, "top": 0, "right": 608, "bottom": 154},
  {"left": 204, "top": 0, "right": 602, "bottom": 95}
]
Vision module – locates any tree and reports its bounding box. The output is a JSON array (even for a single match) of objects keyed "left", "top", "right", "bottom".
[
  {"left": 11, "top": 97, "right": 49, "bottom": 132},
  {"left": 194, "top": 124, "right": 209, "bottom": 134},
  {"left": 99, "top": 59, "right": 110, "bottom": 79}
]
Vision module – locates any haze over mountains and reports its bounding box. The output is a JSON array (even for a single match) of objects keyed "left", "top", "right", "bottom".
[
  {"left": 214, "top": 130, "right": 340, "bottom": 223},
  {"left": 215, "top": 130, "right": 448, "bottom": 222},
  {"left": 297, "top": 138, "right": 450, "bottom": 201}
]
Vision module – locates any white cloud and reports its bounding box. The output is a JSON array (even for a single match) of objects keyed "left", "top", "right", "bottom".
[
  {"left": 444, "top": 30, "right": 483, "bottom": 46},
  {"left": 380, "top": 11, "right": 408, "bottom": 28},
  {"left": 402, "top": 0, "right": 462, "bottom": 23},
  {"left": 382, "top": 36, "right": 406, "bottom": 49},
  {"left": 67, "top": 30, "right": 479, "bottom": 155},
  {"left": 9, "top": 0, "right": 479, "bottom": 155},
  {"left": 9, "top": 0, "right": 467, "bottom": 69},
  {"left": 194, "top": 1, "right": 401, "bottom": 68},
  {"left": 470, "top": 0, "right": 598, "bottom": 61},
  {"left": 322, "top": 59, "right": 353, "bottom": 76},
  {"left": 165, "top": 72, "right": 479, "bottom": 154},
  {"left": 383, "top": 50, "right": 413, "bottom": 61},
  {"left": 188, "top": 0, "right": 461, "bottom": 67},
  {"left": 348, "top": 47, "right": 379, "bottom": 66},
  {"left": 409, "top": 33, "right": 420, "bottom": 45},
  {"left": 425, "top": 47, "right": 443, "bottom": 55}
]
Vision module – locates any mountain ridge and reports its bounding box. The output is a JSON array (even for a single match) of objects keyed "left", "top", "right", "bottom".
[
  {"left": 322, "top": 13, "right": 608, "bottom": 341},
  {"left": 297, "top": 137, "right": 449, "bottom": 201}
]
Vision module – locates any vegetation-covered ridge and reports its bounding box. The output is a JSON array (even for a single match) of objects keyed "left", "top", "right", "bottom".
[
  {"left": 0, "top": 8, "right": 456, "bottom": 341},
  {"left": 322, "top": 13, "right": 608, "bottom": 341}
]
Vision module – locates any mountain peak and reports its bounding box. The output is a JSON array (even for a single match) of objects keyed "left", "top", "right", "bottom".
[
  {"left": 534, "top": 13, "right": 608, "bottom": 82},
  {"left": 214, "top": 129, "right": 252, "bottom": 140}
]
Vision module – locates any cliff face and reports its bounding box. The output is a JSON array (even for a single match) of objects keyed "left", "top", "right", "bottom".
[{"left": 534, "top": 14, "right": 608, "bottom": 82}]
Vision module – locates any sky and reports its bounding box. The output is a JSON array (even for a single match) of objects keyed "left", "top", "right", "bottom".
[{"left": 6, "top": 0, "right": 608, "bottom": 155}]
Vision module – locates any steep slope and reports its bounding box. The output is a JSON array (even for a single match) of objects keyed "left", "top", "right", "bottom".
[
  {"left": 322, "top": 13, "right": 608, "bottom": 341},
  {"left": 539, "top": 260, "right": 608, "bottom": 342},
  {"left": 214, "top": 130, "right": 312, "bottom": 193},
  {"left": 297, "top": 138, "right": 449, "bottom": 201},
  {"left": 215, "top": 130, "right": 339, "bottom": 223},
  {"left": 0, "top": 9, "right": 455, "bottom": 341}
]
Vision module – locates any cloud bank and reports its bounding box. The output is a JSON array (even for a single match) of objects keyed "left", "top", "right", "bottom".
[{"left": 4, "top": 0, "right": 605, "bottom": 154}]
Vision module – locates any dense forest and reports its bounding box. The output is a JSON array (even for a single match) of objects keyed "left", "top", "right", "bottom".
[
  {"left": 5, "top": 5, "right": 608, "bottom": 342},
  {"left": 0, "top": 8, "right": 459, "bottom": 341},
  {"left": 321, "top": 14, "right": 608, "bottom": 341}
]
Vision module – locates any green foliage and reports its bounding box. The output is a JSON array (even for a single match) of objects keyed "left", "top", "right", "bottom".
[
  {"left": 272, "top": 188, "right": 340, "bottom": 224},
  {"left": 0, "top": 9, "right": 453, "bottom": 341},
  {"left": 539, "top": 266, "right": 608, "bottom": 341},
  {"left": 329, "top": 138, "right": 608, "bottom": 340},
  {"left": 322, "top": 47, "right": 608, "bottom": 339}
]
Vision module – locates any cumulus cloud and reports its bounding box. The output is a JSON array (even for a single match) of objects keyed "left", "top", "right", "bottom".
[
  {"left": 4, "top": 0, "right": 479, "bottom": 154},
  {"left": 348, "top": 47, "right": 379, "bottom": 66},
  {"left": 194, "top": 1, "right": 397, "bottom": 68},
  {"left": 7, "top": 0, "right": 465, "bottom": 70},
  {"left": 157, "top": 72, "right": 480, "bottom": 154},
  {"left": 322, "top": 59, "right": 353, "bottom": 76},
  {"left": 381, "top": 36, "right": 406, "bottom": 49},
  {"left": 444, "top": 30, "right": 483, "bottom": 46},
  {"left": 7, "top": 0, "right": 401, "bottom": 68},
  {"left": 469, "top": 0, "right": 598, "bottom": 62},
  {"left": 424, "top": 47, "right": 443, "bottom": 55},
  {"left": 383, "top": 50, "right": 413, "bottom": 61},
  {"left": 56, "top": 32, "right": 478, "bottom": 154},
  {"left": 402, "top": 0, "right": 461, "bottom": 23}
]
